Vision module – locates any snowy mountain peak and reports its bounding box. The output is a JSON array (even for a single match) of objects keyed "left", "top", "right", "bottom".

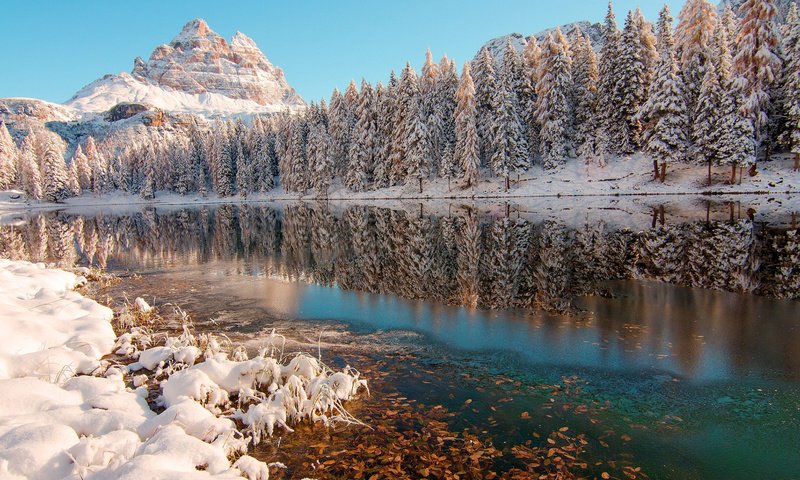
[
  {"left": 231, "top": 31, "right": 258, "bottom": 49},
  {"left": 171, "top": 18, "right": 217, "bottom": 45},
  {"left": 66, "top": 18, "right": 304, "bottom": 117}
]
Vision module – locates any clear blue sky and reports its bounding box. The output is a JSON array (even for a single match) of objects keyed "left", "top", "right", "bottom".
[{"left": 0, "top": 0, "right": 685, "bottom": 104}]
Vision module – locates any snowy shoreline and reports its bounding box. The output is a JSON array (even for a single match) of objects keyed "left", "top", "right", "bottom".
[
  {"left": 0, "top": 259, "right": 367, "bottom": 479},
  {"left": 2, "top": 155, "right": 798, "bottom": 213}
]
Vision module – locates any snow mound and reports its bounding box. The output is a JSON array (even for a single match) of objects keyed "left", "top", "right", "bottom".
[{"left": 0, "top": 259, "right": 114, "bottom": 381}]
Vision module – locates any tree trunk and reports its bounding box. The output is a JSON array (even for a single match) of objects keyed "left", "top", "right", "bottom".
[
  {"left": 794, "top": 153, "right": 799, "bottom": 172},
  {"left": 505, "top": 176, "right": 509, "bottom": 193},
  {"left": 659, "top": 205, "right": 665, "bottom": 226},
  {"left": 708, "top": 159, "right": 712, "bottom": 186},
  {"left": 418, "top": 177, "right": 423, "bottom": 194},
  {"left": 731, "top": 163, "right": 737, "bottom": 185},
  {"left": 447, "top": 177, "right": 451, "bottom": 192},
  {"left": 748, "top": 163, "right": 757, "bottom": 177},
  {"left": 660, "top": 162, "right": 666, "bottom": 183},
  {"left": 654, "top": 159, "right": 659, "bottom": 181},
  {"left": 730, "top": 202, "right": 735, "bottom": 222},
  {"left": 651, "top": 207, "right": 658, "bottom": 229}
]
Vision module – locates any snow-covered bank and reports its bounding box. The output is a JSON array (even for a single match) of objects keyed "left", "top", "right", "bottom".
[
  {"left": 0, "top": 260, "right": 367, "bottom": 479},
  {"left": 1, "top": 155, "right": 798, "bottom": 215},
  {"left": 0, "top": 260, "right": 114, "bottom": 381}
]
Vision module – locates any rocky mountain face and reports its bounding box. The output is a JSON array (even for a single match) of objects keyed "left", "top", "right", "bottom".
[
  {"left": 130, "top": 19, "right": 303, "bottom": 108},
  {"left": 64, "top": 18, "right": 304, "bottom": 117}
]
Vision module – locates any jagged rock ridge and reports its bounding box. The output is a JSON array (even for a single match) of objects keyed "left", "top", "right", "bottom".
[
  {"left": 131, "top": 19, "right": 303, "bottom": 107},
  {"left": 66, "top": 18, "right": 304, "bottom": 117}
]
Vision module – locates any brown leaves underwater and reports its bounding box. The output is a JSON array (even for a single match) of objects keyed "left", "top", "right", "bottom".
[
  {"left": 255, "top": 352, "right": 650, "bottom": 480},
  {"left": 91, "top": 276, "right": 650, "bottom": 480}
]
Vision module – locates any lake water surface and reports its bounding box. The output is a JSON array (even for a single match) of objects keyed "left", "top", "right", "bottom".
[{"left": 1, "top": 200, "right": 798, "bottom": 479}]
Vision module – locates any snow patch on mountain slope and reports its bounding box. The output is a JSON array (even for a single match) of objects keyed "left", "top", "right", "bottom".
[
  {"left": 66, "top": 72, "right": 296, "bottom": 118},
  {"left": 0, "top": 98, "right": 78, "bottom": 122}
]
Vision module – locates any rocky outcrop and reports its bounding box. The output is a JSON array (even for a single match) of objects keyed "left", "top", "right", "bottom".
[{"left": 106, "top": 102, "right": 150, "bottom": 122}]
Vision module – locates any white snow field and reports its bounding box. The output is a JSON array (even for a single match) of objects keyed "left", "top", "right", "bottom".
[{"left": 0, "top": 259, "right": 367, "bottom": 479}]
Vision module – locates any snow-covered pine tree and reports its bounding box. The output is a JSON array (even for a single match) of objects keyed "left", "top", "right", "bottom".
[
  {"left": 718, "top": 83, "right": 757, "bottom": 183},
  {"left": 522, "top": 36, "right": 543, "bottom": 160},
  {"left": 784, "top": 3, "right": 800, "bottom": 170},
  {"left": 67, "top": 152, "right": 81, "bottom": 196},
  {"left": 170, "top": 137, "right": 191, "bottom": 195},
  {"left": 637, "top": 5, "right": 688, "bottom": 181},
  {"left": 187, "top": 122, "right": 209, "bottom": 196},
  {"left": 472, "top": 48, "right": 500, "bottom": 166},
  {"left": 85, "top": 136, "right": 108, "bottom": 195},
  {"left": 41, "top": 136, "right": 70, "bottom": 202},
  {"left": 572, "top": 30, "right": 601, "bottom": 162},
  {"left": 328, "top": 88, "right": 351, "bottom": 181},
  {"left": 288, "top": 116, "right": 310, "bottom": 194},
  {"left": 229, "top": 120, "right": 247, "bottom": 193},
  {"left": 420, "top": 49, "right": 441, "bottom": 174},
  {"left": 491, "top": 70, "right": 529, "bottom": 191},
  {"left": 140, "top": 144, "right": 156, "bottom": 200},
  {"left": 213, "top": 124, "right": 235, "bottom": 197},
  {"left": 342, "top": 80, "right": 360, "bottom": 177},
  {"left": 636, "top": 8, "right": 659, "bottom": 92},
  {"left": 733, "top": 0, "right": 782, "bottom": 164},
  {"left": 307, "top": 117, "right": 333, "bottom": 196},
  {"left": 275, "top": 114, "right": 293, "bottom": 192},
  {"left": 721, "top": 2, "right": 740, "bottom": 54},
  {"left": 694, "top": 61, "right": 725, "bottom": 179},
  {"left": 389, "top": 63, "right": 419, "bottom": 186},
  {"left": 405, "top": 94, "right": 429, "bottom": 193},
  {"left": 248, "top": 117, "right": 275, "bottom": 192},
  {"left": 676, "top": 0, "right": 718, "bottom": 118},
  {"left": 770, "top": 3, "right": 798, "bottom": 153},
  {"left": 347, "top": 79, "right": 377, "bottom": 191},
  {"left": 502, "top": 37, "right": 530, "bottom": 141},
  {"left": 235, "top": 137, "right": 251, "bottom": 198},
  {"left": 456, "top": 62, "right": 480, "bottom": 189},
  {"left": 598, "top": 1, "right": 622, "bottom": 157},
  {"left": 613, "top": 10, "right": 649, "bottom": 153},
  {"left": 371, "top": 81, "right": 389, "bottom": 189},
  {"left": 553, "top": 27, "right": 575, "bottom": 153},
  {"left": 435, "top": 56, "right": 459, "bottom": 187},
  {"left": 536, "top": 32, "right": 574, "bottom": 169},
  {"left": 0, "top": 122, "right": 17, "bottom": 189},
  {"left": 710, "top": 17, "right": 755, "bottom": 183},
  {"left": 71, "top": 144, "right": 91, "bottom": 192}
]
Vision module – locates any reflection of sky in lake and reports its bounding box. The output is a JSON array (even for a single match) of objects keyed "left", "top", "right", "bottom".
[{"left": 202, "top": 265, "right": 800, "bottom": 383}]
